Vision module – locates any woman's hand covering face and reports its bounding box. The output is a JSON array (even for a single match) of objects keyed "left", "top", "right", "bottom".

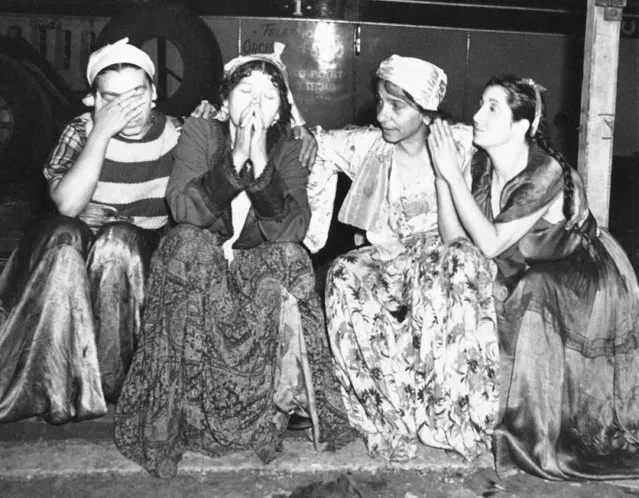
[{"left": 228, "top": 71, "right": 281, "bottom": 175}]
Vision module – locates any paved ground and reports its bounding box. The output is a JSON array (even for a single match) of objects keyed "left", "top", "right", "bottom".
[
  {"left": 1, "top": 427, "right": 639, "bottom": 497},
  {"left": 0, "top": 411, "right": 639, "bottom": 497}
]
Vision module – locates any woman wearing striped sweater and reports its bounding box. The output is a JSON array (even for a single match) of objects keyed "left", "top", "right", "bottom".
[{"left": 0, "top": 39, "right": 178, "bottom": 423}]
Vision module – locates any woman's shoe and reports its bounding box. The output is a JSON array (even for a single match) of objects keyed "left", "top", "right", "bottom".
[{"left": 287, "top": 413, "right": 313, "bottom": 431}]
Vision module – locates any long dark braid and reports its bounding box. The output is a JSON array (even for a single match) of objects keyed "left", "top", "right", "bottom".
[
  {"left": 485, "top": 75, "right": 576, "bottom": 221},
  {"left": 534, "top": 120, "right": 575, "bottom": 221}
]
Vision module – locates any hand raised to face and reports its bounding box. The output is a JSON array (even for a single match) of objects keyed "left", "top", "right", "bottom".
[
  {"left": 228, "top": 69, "right": 282, "bottom": 176},
  {"left": 93, "top": 90, "right": 147, "bottom": 138},
  {"left": 91, "top": 67, "right": 155, "bottom": 140},
  {"left": 232, "top": 103, "right": 254, "bottom": 170},
  {"left": 247, "top": 103, "right": 268, "bottom": 175},
  {"left": 231, "top": 101, "right": 272, "bottom": 177},
  {"left": 427, "top": 118, "right": 465, "bottom": 184}
]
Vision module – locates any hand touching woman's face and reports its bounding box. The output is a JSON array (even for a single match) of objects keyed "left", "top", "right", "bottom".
[{"left": 225, "top": 70, "right": 282, "bottom": 130}]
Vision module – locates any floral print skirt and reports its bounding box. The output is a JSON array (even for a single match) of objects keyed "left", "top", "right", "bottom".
[{"left": 326, "top": 232, "right": 499, "bottom": 462}]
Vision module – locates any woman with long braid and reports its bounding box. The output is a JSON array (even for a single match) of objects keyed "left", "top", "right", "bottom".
[{"left": 429, "top": 74, "right": 639, "bottom": 480}]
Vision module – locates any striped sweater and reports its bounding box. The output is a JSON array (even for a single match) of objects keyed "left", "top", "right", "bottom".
[{"left": 44, "top": 112, "right": 180, "bottom": 230}]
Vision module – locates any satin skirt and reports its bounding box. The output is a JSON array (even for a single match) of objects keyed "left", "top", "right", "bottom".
[
  {"left": 494, "top": 229, "right": 639, "bottom": 480},
  {"left": 0, "top": 213, "right": 159, "bottom": 424}
]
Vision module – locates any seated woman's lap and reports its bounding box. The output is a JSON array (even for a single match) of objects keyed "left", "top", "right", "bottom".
[{"left": 154, "top": 223, "right": 314, "bottom": 298}]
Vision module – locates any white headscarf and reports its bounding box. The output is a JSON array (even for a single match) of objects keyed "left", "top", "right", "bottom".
[
  {"left": 86, "top": 37, "right": 155, "bottom": 86},
  {"left": 221, "top": 42, "right": 304, "bottom": 126},
  {"left": 377, "top": 54, "right": 447, "bottom": 111}
]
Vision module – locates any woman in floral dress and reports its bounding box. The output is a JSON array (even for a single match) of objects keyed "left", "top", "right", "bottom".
[{"left": 304, "top": 55, "right": 500, "bottom": 462}]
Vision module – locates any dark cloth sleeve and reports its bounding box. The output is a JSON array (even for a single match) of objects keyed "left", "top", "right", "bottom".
[
  {"left": 518, "top": 214, "right": 595, "bottom": 263},
  {"left": 248, "top": 134, "right": 310, "bottom": 243},
  {"left": 495, "top": 151, "right": 588, "bottom": 262},
  {"left": 194, "top": 149, "right": 246, "bottom": 215},
  {"left": 246, "top": 160, "right": 286, "bottom": 219},
  {"left": 166, "top": 117, "right": 245, "bottom": 227},
  {"left": 495, "top": 153, "right": 564, "bottom": 224}
]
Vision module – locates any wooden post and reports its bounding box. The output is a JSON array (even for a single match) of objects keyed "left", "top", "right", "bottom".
[{"left": 578, "top": 0, "right": 626, "bottom": 227}]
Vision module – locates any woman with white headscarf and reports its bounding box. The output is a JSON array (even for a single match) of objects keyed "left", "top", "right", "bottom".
[
  {"left": 114, "top": 46, "right": 355, "bottom": 478},
  {"left": 304, "top": 55, "right": 500, "bottom": 462}
]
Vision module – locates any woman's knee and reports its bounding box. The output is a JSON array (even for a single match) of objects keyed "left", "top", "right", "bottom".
[
  {"left": 90, "top": 222, "right": 162, "bottom": 276},
  {"left": 277, "top": 242, "right": 312, "bottom": 266},
  {"left": 326, "top": 253, "right": 351, "bottom": 287},
  {"left": 156, "top": 224, "right": 221, "bottom": 261},
  {"left": 440, "top": 238, "right": 494, "bottom": 277},
  {"left": 444, "top": 237, "right": 481, "bottom": 258},
  {"left": 21, "top": 214, "right": 92, "bottom": 261},
  {"left": 96, "top": 222, "right": 145, "bottom": 246},
  {"left": 162, "top": 223, "right": 211, "bottom": 246},
  {"left": 97, "top": 221, "right": 163, "bottom": 254}
]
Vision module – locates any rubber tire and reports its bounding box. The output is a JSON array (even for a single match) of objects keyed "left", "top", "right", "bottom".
[
  {"left": 0, "top": 53, "right": 54, "bottom": 183},
  {"left": 96, "top": 3, "right": 223, "bottom": 118}
]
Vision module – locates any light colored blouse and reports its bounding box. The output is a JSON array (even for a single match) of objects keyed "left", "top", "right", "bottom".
[{"left": 304, "top": 124, "right": 474, "bottom": 256}]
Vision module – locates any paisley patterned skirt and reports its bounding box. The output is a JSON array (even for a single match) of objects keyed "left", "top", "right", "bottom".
[
  {"left": 114, "top": 224, "right": 354, "bottom": 478},
  {"left": 326, "top": 232, "right": 499, "bottom": 462}
]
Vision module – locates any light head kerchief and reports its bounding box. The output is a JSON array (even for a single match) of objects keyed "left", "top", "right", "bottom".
[
  {"left": 221, "top": 42, "right": 304, "bottom": 125},
  {"left": 521, "top": 78, "right": 547, "bottom": 136},
  {"left": 86, "top": 37, "right": 155, "bottom": 86},
  {"left": 377, "top": 55, "right": 447, "bottom": 111}
]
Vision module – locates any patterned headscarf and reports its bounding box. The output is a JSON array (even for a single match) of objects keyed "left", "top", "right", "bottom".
[
  {"left": 222, "top": 42, "right": 304, "bottom": 125},
  {"left": 377, "top": 54, "right": 447, "bottom": 111}
]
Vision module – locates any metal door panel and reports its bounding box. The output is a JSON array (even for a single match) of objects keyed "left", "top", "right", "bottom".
[
  {"left": 355, "top": 23, "right": 469, "bottom": 124},
  {"left": 239, "top": 18, "right": 355, "bottom": 129},
  {"left": 202, "top": 17, "right": 241, "bottom": 67},
  {"left": 616, "top": 38, "right": 639, "bottom": 156},
  {"left": 466, "top": 31, "right": 579, "bottom": 155}
]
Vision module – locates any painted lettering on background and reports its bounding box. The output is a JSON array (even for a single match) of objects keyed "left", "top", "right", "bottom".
[
  {"left": 241, "top": 40, "right": 275, "bottom": 55},
  {"left": 240, "top": 20, "right": 353, "bottom": 127}
]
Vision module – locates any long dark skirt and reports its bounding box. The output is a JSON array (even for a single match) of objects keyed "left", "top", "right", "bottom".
[
  {"left": 494, "top": 230, "right": 639, "bottom": 480},
  {"left": 0, "top": 214, "right": 159, "bottom": 423},
  {"left": 114, "top": 224, "right": 355, "bottom": 478}
]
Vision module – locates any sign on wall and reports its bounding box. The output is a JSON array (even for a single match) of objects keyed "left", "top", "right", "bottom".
[{"left": 238, "top": 18, "right": 355, "bottom": 129}]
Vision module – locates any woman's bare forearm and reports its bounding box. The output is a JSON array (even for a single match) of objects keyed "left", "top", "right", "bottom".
[{"left": 49, "top": 129, "right": 111, "bottom": 217}]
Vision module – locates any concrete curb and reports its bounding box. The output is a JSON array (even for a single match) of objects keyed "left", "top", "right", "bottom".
[
  {"left": 3, "top": 439, "right": 639, "bottom": 495},
  {"left": 0, "top": 439, "right": 494, "bottom": 479}
]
